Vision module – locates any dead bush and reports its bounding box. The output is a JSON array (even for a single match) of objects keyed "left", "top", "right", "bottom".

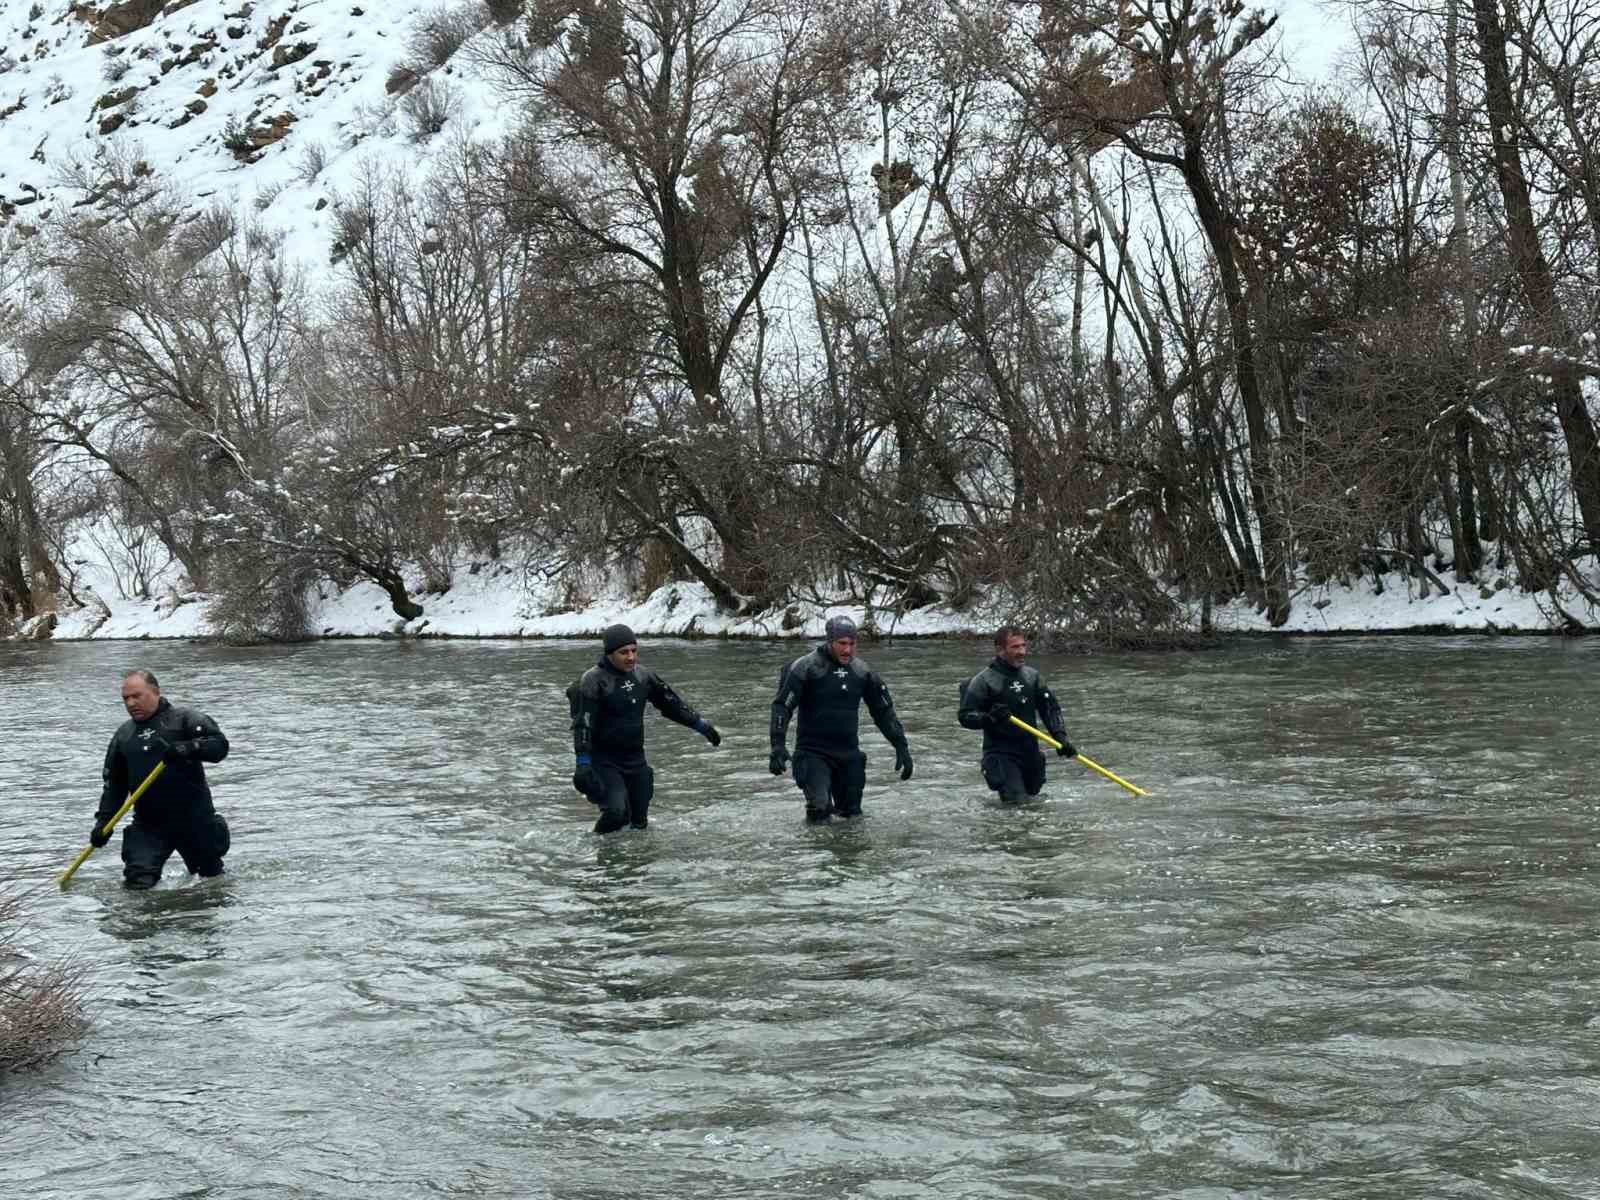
[
  {"left": 0, "top": 888, "right": 87, "bottom": 1075},
  {"left": 405, "top": 4, "right": 487, "bottom": 71},
  {"left": 400, "top": 77, "right": 461, "bottom": 141}
]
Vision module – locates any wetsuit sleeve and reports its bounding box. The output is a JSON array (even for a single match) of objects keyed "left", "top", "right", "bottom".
[
  {"left": 958, "top": 672, "right": 992, "bottom": 730},
  {"left": 770, "top": 658, "right": 803, "bottom": 751},
  {"left": 174, "top": 709, "right": 229, "bottom": 763},
  {"left": 864, "top": 669, "right": 908, "bottom": 749},
  {"left": 570, "top": 674, "right": 599, "bottom": 757},
  {"left": 1038, "top": 679, "right": 1069, "bottom": 745},
  {"left": 95, "top": 732, "right": 127, "bottom": 824},
  {"left": 645, "top": 670, "right": 703, "bottom": 731}
]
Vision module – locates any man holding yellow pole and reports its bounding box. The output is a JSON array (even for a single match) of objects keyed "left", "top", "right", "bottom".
[
  {"left": 957, "top": 626, "right": 1073, "bottom": 805},
  {"left": 87, "top": 670, "right": 231, "bottom": 888}
]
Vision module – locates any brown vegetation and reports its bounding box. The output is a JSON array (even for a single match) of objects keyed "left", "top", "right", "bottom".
[{"left": 0, "top": 888, "right": 87, "bottom": 1074}]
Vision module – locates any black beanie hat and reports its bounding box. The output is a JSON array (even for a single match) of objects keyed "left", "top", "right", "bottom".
[
  {"left": 824, "top": 615, "right": 858, "bottom": 641},
  {"left": 603, "top": 623, "right": 637, "bottom": 654}
]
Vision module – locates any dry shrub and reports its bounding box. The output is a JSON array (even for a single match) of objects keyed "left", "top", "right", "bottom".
[
  {"left": 400, "top": 77, "right": 461, "bottom": 142},
  {"left": 204, "top": 553, "right": 315, "bottom": 643},
  {"left": 638, "top": 537, "right": 677, "bottom": 598},
  {"left": 0, "top": 888, "right": 88, "bottom": 1074},
  {"left": 405, "top": 4, "right": 487, "bottom": 71}
]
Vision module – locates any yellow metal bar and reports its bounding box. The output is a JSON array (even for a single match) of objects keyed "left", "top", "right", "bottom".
[
  {"left": 57, "top": 761, "right": 166, "bottom": 889},
  {"left": 1007, "top": 714, "right": 1151, "bottom": 797}
]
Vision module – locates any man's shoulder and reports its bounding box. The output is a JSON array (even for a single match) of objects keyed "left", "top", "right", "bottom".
[
  {"left": 787, "top": 649, "right": 823, "bottom": 675},
  {"left": 969, "top": 664, "right": 1002, "bottom": 689},
  {"left": 162, "top": 704, "right": 218, "bottom": 734}
]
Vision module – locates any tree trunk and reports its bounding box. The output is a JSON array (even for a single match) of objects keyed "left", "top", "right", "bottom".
[
  {"left": 1181, "top": 144, "right": 1291, "bottom": 623},
  {"left": 1471, "top": 0, "right": 1600, "bottom": 549},
  {"left": 377, "top": 569, "right": 424, "bottom": 621}
]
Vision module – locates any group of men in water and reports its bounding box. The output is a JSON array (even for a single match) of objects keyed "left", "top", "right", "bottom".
[
  {"left": 86, "top": 618, "right": 1078, "bottom": 886},
  {"left": 566, "top": 616, "right": 1076, "bottom": 832}
]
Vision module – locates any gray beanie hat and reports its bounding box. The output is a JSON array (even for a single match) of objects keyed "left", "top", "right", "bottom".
[
  {"left": 824, "top": 615, "right": 858, "bottom": 641},
  {"left": 602, "top": 623, "right": 638, "bottom": 654}
]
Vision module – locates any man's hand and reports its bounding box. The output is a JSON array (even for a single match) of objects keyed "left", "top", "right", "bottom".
[
  {"left": 1055, "top": 738, "right": 1076, "bottom": 758},
  {"left": 148, "top": 735, "right": 193, "bottom": 764},
  {"left": 572, "top": 761, "right": 595, "bottom": 796},
  {"left": 698, "top": 720, "right": 722, "bottom": 747},
  {"left": 89, "top": 820, "right": 111, "bottom": 849},
  {"left": 768, "top": 747, "right": 789, "bottom": 776},
  {"left": 894, "top": 742, "right": 914, "bottom": 781},
  {"left": 986, "top": 703, "right": 1012, "bottom": 729}
]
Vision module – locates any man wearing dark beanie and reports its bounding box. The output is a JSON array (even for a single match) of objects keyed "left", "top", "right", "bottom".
[
  {"left": 768, "top": 614, "right": 913, "bottom": 823},
  {"left": 566, "top": 625, "right": 722, "bottom": 832}
]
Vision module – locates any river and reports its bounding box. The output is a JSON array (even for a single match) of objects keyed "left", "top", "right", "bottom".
[{"left": 3, "top": 635, "right": 1598, "bottom": 1198}]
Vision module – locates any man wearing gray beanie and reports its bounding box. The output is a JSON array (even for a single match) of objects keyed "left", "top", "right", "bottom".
[
  {"left": 566, "top": 625, "right": 721, "bottom": 832},
  {"left": 768, "top": 614, "right": 913, "bottom": 822}
]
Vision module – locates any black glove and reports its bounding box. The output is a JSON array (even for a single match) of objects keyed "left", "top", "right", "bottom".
[
  {"left": 1056, "top": 739, "right": 1076, "bottom": 758},
  {"left": 699, "top": 720, "right": 721, "bottom": 747},
  {"left": 89, "top": 819, "right": 112, "bottom": 848},
  {"left": 893, "top": 742, "right": 914, "bottom": 781},
  {"left": 572, "top": 763, "right": 595, "bottom": 796},
  {"left": 986, "top": 703, "right": 1012, "bottom": 729},
  {"left": 768, "top": 747, "right": 789, "bottom": 776},
  {"left": 147, "top": 734, "right": 193, "bottom": 764}
]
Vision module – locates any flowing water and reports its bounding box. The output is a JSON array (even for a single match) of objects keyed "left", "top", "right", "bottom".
[{"left": 3, "top": 635, "right": 1599, "bottom": 1198}]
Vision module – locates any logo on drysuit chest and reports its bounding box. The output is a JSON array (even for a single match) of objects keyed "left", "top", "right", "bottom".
[
  {"left": 831, "top": 667, "right": 852, "bottom": 691},
  {"left": 620, "top": 678, "right": 637, "bottom": 705},
  {"left": 1009, "top": 681, "right": 1024, "bottom": 693}
]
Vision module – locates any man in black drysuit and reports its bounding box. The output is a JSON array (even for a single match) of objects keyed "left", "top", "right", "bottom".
[
  {"left": 567, "top": 624, "right": 722, "bottom": 833},
  {"left": 958, "top": 625, "right": 1074, "bottom": 804},
  {"left": 768, "top": 615, "right": 913, "bottom": 823},
  {"left": 90, "top": 669, "right": 231, "bottom": 888}
]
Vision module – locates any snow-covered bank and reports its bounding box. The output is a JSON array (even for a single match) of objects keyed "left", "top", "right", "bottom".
[{"left": 25, "top": 556, "right": 1600, "bottom": 643}]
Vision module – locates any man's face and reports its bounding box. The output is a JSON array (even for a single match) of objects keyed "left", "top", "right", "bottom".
[
  {"left": 607, "top": 643, "right": 639, "bottom": 671},
  {"left": 829, "top": 636, "right": 857, "bottom": 664},
  {"left": 121, "top": 675, "right": 160, "bottom": 721},
  {"left": 999, "top": 634, "right": 1027, "bottom": 668}
]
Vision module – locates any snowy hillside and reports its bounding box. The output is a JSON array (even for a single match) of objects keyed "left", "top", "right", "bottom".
[{"left": 0, "top": 0, "right": 511, "bottom": 262}]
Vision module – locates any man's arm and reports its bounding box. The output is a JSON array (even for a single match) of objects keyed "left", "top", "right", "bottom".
[
  {"left": 94, "top": 733, "right": 128, "bottom": 824},
  {"left": 86, "top": 734, "right": 129, "bottom": 847},
  {"left": 1036, "top": 677, "right": 1075, "bottom": 755},
  {"left": 645, "top": 670, "right": 706, "bottom": 731},
  {"left": 770, "top": 659, "right": 807, "bottom": 751},
  {"left": 168, "top": 708, "right": 229, "bottom": 764},
  {"left": 569, "top": 674, "right": 599, "bottom": 757},
  {"left": 958, "top": 673, "right": 993, "bottom": 730},
  {"left": 1037, "top": 679, "right": 1068, "bottom": 743},
  {"left": 864, "top": 669, "right": 908, "bottom": 748}
]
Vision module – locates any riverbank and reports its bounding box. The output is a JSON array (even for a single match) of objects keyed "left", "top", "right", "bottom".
[{"left": 18, "top": 554, "right": 1600, "bottom": 642}]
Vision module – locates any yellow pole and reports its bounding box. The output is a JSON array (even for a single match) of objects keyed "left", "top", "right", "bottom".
[
  {"left": 1007, "top": 714, "right": 1151, "bottom": 798},
  {"left": 57, "top": 761, "right": 167, "bottom": 889}
]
